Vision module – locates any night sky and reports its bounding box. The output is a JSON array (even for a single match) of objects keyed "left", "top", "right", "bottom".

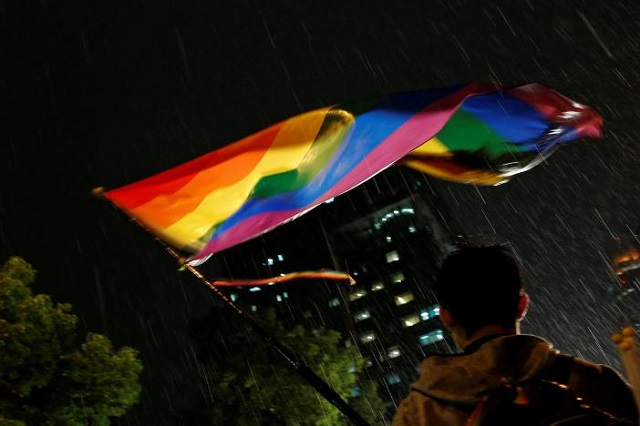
[{"left": 3, "top": 1, "right": 640, "bottom": 424}]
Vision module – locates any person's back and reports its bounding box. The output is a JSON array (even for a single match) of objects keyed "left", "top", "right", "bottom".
[{"left": 391, "top": 245, "right": 638, "bottom": 425}]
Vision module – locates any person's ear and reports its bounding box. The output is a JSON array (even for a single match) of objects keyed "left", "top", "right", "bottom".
[
  {"left": 516, "top": 293, "right": 529, "bottom": 320},
  {"left": 440, "top": 306, "right": 455, "bottom": 329}
]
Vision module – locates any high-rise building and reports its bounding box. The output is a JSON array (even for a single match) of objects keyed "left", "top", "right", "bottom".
[
  {"left": 321, "top": 168, "right": 460, "bottom": 402},
  {"left": 208, "top": 167, "right": 463, "bottom": 406}
]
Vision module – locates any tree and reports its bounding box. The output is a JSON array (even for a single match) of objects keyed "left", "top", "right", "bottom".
[
  {"left": 0, "top": 256, "right": 142, "bottom": 425},
  {"left": 181, "top": 308, "right": 388, "bottom": 425}
]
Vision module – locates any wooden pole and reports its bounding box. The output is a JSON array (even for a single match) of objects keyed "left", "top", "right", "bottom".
[{"left": 94, "top": 188, "right": 370, "bottom": 426}]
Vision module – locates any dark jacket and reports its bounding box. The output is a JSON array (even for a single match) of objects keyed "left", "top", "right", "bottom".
[{"left": 392, "top": 334, "right": 638, "bottom": 425}]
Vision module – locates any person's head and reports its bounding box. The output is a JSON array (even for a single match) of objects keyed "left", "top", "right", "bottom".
[{"left": 435, "top": 245, "right": 528, "bottom": 342}]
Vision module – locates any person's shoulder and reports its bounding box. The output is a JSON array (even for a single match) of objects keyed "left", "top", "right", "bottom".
[
  {"left": 569, "top": 355, "right": 628, "bottom": 384},
  {"left": 563, "top": 353, "right": 637, "bottom": 419}
]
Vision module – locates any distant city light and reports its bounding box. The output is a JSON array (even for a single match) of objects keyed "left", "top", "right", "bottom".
[
  {"left": 360, "top": 332, "right": 376, "bottom": 343},
  {"left": 371, "top": 281, "right": 384, "bottom": 292},
  {"left": 402, "top": 314, "right": 420, "bottom": 328},
  {"left": 420, "top": 305, "right": 440, "bottom": 321},
  {"left": 387, "top": 346, "right": 401, "bottom": 358},
  {"left": 249, "top": 287, "right": 261, "bottom": 292},
  {"left": 395, "top": 292, "right": 414, "bottom": 306},
  {"left": 351, "top": 386, "right": 361, "bottom": 397},
  {"left": 392, "top": 272, "right": 405, "bottom": 283},
  {"left": 386, "top": 373, "right": 402, "bottom": 385},
  {"left": 386, "top": 250, "right": 400, "bottom": 263},
  {"left": 419, "top": 329, "right": 444, "bottom": 346},
  {"left": 324, "top": 197, "right": 335, "bottom": 204},
  {"left": 277, "top": 254, "right": 284, "bottom": 261},
  {"left": 349, "top": 290, "right": 368, "bottom": 301},
  {"left": 354, "top": 309, "right": 371, "bottom": 322},
  {"left": 266, "top": 258, "right": 274, "bottom": 266}
]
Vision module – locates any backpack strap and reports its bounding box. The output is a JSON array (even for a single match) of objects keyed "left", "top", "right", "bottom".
[{"left": 545, "top": 353, "right": 574, "bottom": 385}]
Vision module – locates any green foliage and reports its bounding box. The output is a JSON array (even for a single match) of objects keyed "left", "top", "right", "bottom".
[
  {"left": 349, "top": 381, "right": 389, "bottom": 426},
  {"left": 182, "top": 308, "right": 388, "bottom": 425},
  {"left": 0, "top": 256, "right": 143, "bottom": 425}
]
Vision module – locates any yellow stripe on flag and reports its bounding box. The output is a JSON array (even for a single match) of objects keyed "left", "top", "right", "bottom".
[{"left": 160, "top": 108, "right": 331, "bottom": 249}]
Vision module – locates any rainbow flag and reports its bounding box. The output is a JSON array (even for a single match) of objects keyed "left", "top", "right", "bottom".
[
  {"left": 104, "top": 83, "right": 601, "bottom": 265},
  {"left": 402, "top": 83, "right": 601, "bottom": 185}
]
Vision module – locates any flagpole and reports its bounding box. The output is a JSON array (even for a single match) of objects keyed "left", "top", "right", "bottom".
[{"left": 93, "top": 188, "right": 370, "bottom": 426}]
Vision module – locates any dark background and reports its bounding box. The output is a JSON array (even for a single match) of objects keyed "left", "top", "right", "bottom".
[{"left": 3, "top": 0, "right": 640, "bottom": 424}]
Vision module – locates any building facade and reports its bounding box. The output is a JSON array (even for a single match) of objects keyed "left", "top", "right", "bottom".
[
  {"left": 322, "top": 168, "right": 460, "bottom": 402},
  {"left": 208, "top": 167, "right": 463, "bottom": 407}
]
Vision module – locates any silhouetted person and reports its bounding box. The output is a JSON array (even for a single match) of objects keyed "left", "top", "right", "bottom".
[{"left": 392, "top": 245, "right": 638, "bottom": 425}]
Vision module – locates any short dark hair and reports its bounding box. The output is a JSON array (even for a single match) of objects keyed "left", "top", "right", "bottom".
[{"left": 435, "top": 245, "right": 523, "bottom": 336}]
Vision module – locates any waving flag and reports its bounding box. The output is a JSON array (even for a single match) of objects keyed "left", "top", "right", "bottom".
[{"left": 104, "top": 83, "right": 601, "bottom": 265}]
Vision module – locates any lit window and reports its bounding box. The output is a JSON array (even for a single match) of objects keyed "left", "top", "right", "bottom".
[
  {"left": 251, "top": 305, "right": 257, "bottom": 312},
  {"left": 402, "top": 314, "right": 420, "bottom": 328},
  {"left": 408, "top": 225, "right": 416, "bottom": 233},
  {"left": 230, "top": 293, "right": 238, "bottom": 302},
  {"left": 387, "top": 346, "right": 401, "bottom": 359},
  {"left": 386, "top": 236, "right": 392, "bottom": 242},
  {"left": 283, "top": 292, "right": 289, "bottom": 298},
  {"left": 401, "top": 208, "right": 415, "bottom": 214},
  {"left": 328, "top": 298, "right": 340, "bottom": 307},
  {"left": 394, "top": 292, "right": 414, "bottom": 306},
  {"left": 347, "top": 363, "right": 357, "bottom": 373},
  {"left": 266, "top": 258, "right": 274, "bottom": 266},
  {"left": 277, "top": 254, "right": 284, "bottom": 261},
  {"left": 419, "top": 329, "right": 445, "bottom": 347},
  {"left": 324, "top": 197, "right": 335, "bottom": 204},
  {"left": 360, "top": 332, "right": 375, "bottom": 343},
  {"left": 363, "top": 358, "right": 373, "bottom": 368},
  {"left": 354, "top": 309, "right": 371, "bottom": 322},
  {"left": 420, "top": 305, "right": 440, "bottom": 321},
  {"left": 371, "top": 281, "right": 384, "bottom": 292},
  {"left": 386, "top": 250, "right": 400, "bottom": 263},
  {"left": 349, "top": 290, "right": 368, "bottom": 302},
  {"left": 249, "top": 287, "right": 261, "bottom": 292},
  {"left": 276, "top": 295, "right": 282, "bottom": 302},
  {"left": 392, "top": 272, "right": 405, "bottom": 283},
  {"left": 386, "top": 373, "right": 402, "bottom": 385}
]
